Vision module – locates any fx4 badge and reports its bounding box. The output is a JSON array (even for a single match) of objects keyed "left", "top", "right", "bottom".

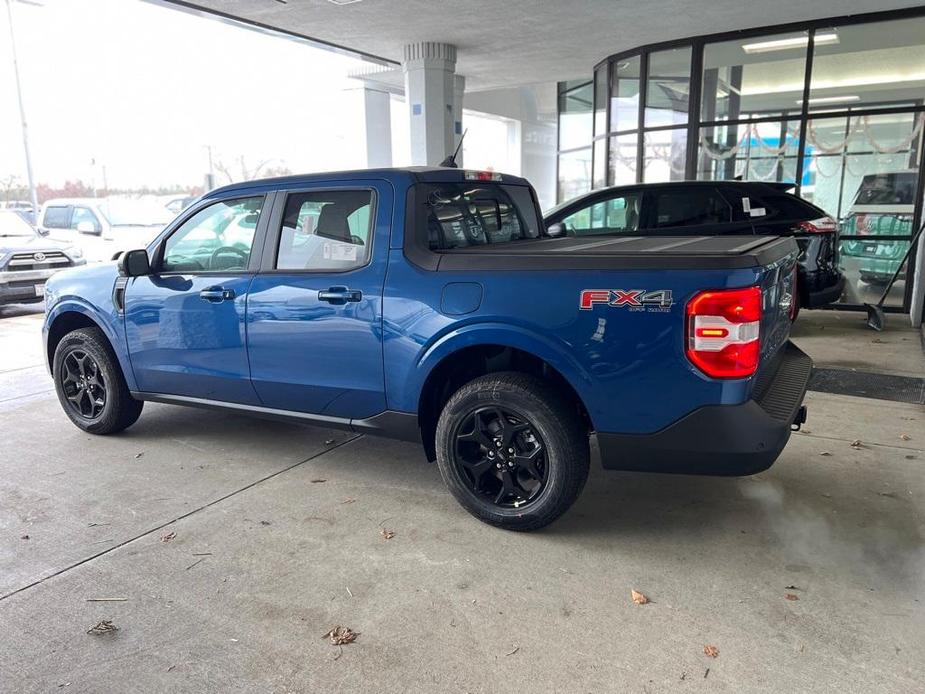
[{"left": 579, "top": 289, "right": 674, "bottom": 312}]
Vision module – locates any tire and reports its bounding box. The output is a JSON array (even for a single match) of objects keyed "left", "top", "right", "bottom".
[
  {"left": 435, "top": 372, "right": 589, "bottom": 531},
  {"left": 53, "top": 327, "right": 143, "bottom": 434}
]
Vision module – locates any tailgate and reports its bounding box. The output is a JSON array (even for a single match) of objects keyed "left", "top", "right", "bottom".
[{"left": 752, "top": 250, "right": 798, "bottom": 393}]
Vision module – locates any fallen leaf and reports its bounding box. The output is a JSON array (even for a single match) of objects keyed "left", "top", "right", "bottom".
[
  {"left": 505, "top": 645, "right": 520, "bottom": 656},
  {"left": 310, "top": 479, "right": 327, "bottom": 484},
  {"left": 259, "top": 520, "right": 271, "bottom": 526},
  {"left": 160, "top": 531, "right": 176, "bottom": 543},
  {"left": 380, "top": 529, "right": 395, "bottom": 540},
  {"left": 785, "top": 593, "right": 799, "bottom": 601},
  {"left": 703, "top": 645, "right": 719, "bottom": 658},
  {"left": 323, "top": 626, "right": 358, "bottom": 645},
  {"left": 900, "top": 434, "right": 911, "bottom": 441},
  {"left": 819, "top": 451, "right": 832, "bottom": 456},
  {"left": 631, "top": 589, "right": 649, "bottom": 605},
  {"left": 87, "top": 620, "right": 118, "bottom": 635}
]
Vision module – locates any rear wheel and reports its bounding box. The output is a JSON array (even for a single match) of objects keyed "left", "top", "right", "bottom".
[
  {"left": 435, "top": 372, "right": 589, "bottom": 531},
  {"left": 53, "top": 327, "right": 143, "bottom": 434}
]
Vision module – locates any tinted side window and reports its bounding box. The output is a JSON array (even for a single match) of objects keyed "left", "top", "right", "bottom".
[
  {"left": 43, "top": 206, "right": 71, "bottom": 229},
  {"left": 653, "top": 189, "right": 731, "bottom": 228},
  {"left": 276, "top": 190, "right": 373, "bottom": 271},
  {"left": 561, "top": 193, "right": 642, "bottom": 235},
  {"left": 761, "top": 194, "right": 820, "bottom": 221},
  {"left": 162, "top": 197, "right": 262, "bottom": 272}
]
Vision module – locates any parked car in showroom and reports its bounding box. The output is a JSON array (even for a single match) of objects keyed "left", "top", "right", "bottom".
[
  {"left": 0, "top": 209, "right": 85, "bottom": 306},
  {"left": 545, "top": 180, "right": 844, "bottom": 318},
  {"left": 840, "top": 171, "right": 916, "bottom": 285},
  {"left": 39, "top": 197, "right": 172, "bottom": 248},
  {"left": 42, "top": 167, "right": 809, "bottom": 530}
]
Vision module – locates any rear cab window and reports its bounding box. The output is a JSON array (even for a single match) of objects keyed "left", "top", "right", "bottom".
[{"left": 422, "top": 183, "right": 541, "bottom": 250}]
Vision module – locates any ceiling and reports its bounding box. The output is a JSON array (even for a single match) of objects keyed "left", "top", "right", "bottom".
[{"left": 163, "top": 0, "right": 925, "bottom": 91}]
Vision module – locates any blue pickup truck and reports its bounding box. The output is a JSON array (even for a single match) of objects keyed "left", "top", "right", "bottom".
[{"left": 43, "top": 168, "right": 811, "bottom": 530}]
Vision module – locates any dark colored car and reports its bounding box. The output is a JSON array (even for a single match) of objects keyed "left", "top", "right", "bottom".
[{"left": 545, "top": 181, "right": 844, "bottom": 317}]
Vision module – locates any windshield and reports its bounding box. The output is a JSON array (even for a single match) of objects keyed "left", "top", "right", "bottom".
[
  {"left": 96, "top": 198, "right": 174, "bottom": 226},
  {"left": 422, "top": 183, "right": 541, "bottom": 250},
  {"left": 854, "top": 172, "right": 917, "bottom": 206},
  {"left": 0, "top": 210, "right": 36, "bottom": 237}
]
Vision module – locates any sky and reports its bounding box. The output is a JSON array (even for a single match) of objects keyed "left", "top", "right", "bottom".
[{"left": 0, "top": 0, "right": 392, "bottom": 190}]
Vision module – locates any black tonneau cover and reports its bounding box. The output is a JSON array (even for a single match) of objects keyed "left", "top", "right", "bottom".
[{"left": 434, "top": 235, "right": 797, "bottom": 271}]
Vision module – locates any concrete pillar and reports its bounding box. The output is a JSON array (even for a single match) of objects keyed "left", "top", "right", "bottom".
[
  {"left": 342, "top": 86, "right": 393, "bottom": 169},
  {"left": 402, "top": 42, "right": 457, "bottom": 166},
  {"left": 453, "top": 74, "right": 466, "bottom": 167}
]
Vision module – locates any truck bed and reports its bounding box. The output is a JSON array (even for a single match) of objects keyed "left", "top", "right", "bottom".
[{"left": 433, "top": 235, "right": 796, "bottom": 271}]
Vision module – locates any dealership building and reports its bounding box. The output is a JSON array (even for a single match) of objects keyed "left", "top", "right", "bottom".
[{"left": 166, "top": 1, "right": 925, "bottom": 327}]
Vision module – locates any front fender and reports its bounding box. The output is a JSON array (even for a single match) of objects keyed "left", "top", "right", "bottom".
[
  {"left": 44, "top": 297, "right": 135, "bottom": 391},
  {"left": 406, "top": 321, "right": 599, "bottom": 429}
]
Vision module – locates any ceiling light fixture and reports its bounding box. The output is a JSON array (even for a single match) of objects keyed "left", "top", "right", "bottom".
[
  {"left": 326, "top": 0, "right": 363, "bottom": 5},
  {"left": 743, "top": 32, "right": 838, "bottom": 54}
]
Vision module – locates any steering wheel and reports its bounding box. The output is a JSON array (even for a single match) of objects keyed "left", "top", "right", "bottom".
[{"left": 209, "top": 246, "right": 248, "bottom": 270}]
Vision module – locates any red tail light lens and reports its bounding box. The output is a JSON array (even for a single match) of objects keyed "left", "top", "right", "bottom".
[
  {"left": 797, "top": 216, "right": 837, "bottom": 233},
  {"left": 686, "top": 286, "right": 762, "bottom": 379}
]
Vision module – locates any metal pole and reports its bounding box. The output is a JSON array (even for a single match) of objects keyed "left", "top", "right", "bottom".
[{"left": 5, "top": 0, "right": 39, "bottom": 216}]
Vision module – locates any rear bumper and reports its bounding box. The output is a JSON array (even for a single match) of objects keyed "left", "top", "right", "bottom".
[
  {"left": 804, "top": 272, "right": 845, "bottom": 308},
  {"left": 596, "top": 342, "right": 812, "bottom": 476}
]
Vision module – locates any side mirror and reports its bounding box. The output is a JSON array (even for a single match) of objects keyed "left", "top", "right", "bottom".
[
  {"left": 75, "top": 221, "right": 97, "bottom": 234},
  {"left": 546, "top": 222, "right": 566, "bottom": 238},
  {"left": 118, "top": 249, "right": 151, "bottom": 277}
]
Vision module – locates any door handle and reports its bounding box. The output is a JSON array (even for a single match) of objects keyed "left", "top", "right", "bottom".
[
  {"left": 199, "top": 286, "right": 236, "bottom": 303},
  {"left": 318, "top": 286, "right": 362, "bottom": 304}
]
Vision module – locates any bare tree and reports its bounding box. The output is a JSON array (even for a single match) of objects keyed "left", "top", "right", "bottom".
[{"left": 213, "top": 155, "right": 275, "bottom": 184}]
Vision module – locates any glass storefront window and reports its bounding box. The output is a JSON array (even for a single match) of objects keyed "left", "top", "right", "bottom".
[
  {"left": 594, "top": 66, "right": 608, "bottom": 137},
  {"left": 643, "top": 128, "right": 687, "bottom": 182},
  {"left": 810, "top": 18, "right": 925, "bottom": 113},
  {"left": 804, "top": 112, "right": 923, "bottom": 218},
  {"left": 610, "top": 55, "right": 641, "bottom": 133},
  {"left": 557, "top": 148, "right": 593, "bottom": 202},
  {"left": 697, "top": 120, "right": 801, "bottom": 183},
  {"left": 608, "top": 132, "right": 638, "bottom": 186},
  {"left": 558, "top": 81, "right": 593, "bottom": 150},
  {"left": 701, "top": 32, "right": 808, "bottom": 122},
  {"left": 593, "top": 139, "right": 607, "bottom": 189},
  {"left": 645, "top": 47, "right": 691, "bottom": 128}
]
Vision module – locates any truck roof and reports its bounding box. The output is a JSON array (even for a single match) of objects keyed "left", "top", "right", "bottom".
[{"left": 203, "top": 167, "right": 531, "bottom": 200}]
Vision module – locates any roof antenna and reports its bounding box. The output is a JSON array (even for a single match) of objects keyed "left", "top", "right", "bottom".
[{"left": 440, "top": 129, "right": 467, "bottom": 168}]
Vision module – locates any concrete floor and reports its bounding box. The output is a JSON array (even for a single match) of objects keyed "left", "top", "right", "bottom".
[{"left": 1, "top": 304, "right": 922, "bottom": 693}]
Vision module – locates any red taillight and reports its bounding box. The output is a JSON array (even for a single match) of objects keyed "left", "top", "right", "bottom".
[
  {"left": 797, "top": 216, "right": 837, "bottom": 234},
  {"left": 686, "top": 286, "right": 762, "bottom": 379}
]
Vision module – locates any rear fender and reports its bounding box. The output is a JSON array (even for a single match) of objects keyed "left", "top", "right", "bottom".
[{"left": 411, "top": 322, "right": 598, "bottom": 428}]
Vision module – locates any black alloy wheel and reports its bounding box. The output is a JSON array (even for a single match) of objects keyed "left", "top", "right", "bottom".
[
  {"left": 60, "top": 348, "right": 107, "bottom": 420},
  {"left": 453, "top": 406, "right": 548, "bottom": 508}
]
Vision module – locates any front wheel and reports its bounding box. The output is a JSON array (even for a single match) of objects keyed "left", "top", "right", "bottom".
[
  {"left": 53, "top": 327, "right": 143, "bottom": 434},
  {"left": 435, "top": 372, "right": 589, "bottom": 531}
]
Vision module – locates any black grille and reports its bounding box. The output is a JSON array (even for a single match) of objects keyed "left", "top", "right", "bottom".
[
  {"left": 756, "top": 343, "right": 813, "bottom": 422},
  {"left": 8, "top": 251, "right": 71, "bottom": 272}
]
